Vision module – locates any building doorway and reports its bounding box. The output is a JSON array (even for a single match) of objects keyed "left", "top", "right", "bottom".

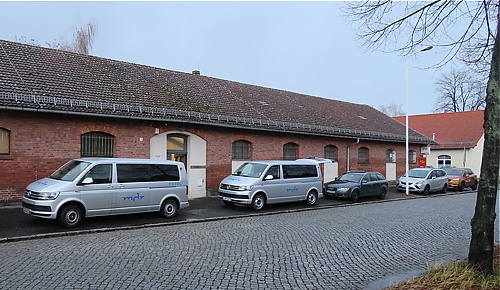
[{"left": 150, "top": 131, "right": 207, "bottom": 199}]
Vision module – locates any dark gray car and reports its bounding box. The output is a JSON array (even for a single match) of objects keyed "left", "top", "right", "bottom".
[{"left": 323, "top": 171, "right": 389, "bottom": 202}]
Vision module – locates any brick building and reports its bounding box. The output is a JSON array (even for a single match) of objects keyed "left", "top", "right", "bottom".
[{"left": 0, "top": 40, "right": 433, "bottom": 203}]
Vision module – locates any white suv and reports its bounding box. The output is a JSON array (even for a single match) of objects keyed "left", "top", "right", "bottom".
[{"left": 397, "top": 168, "right": 448, "bottom": 195}]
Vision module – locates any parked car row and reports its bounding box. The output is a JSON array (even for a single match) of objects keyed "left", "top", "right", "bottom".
[
  {"left": 22, "top": 157, "right": 479, "bottom": 228},
  {"left": 396, "top": 167, "right": 478, "bottom": 194}
]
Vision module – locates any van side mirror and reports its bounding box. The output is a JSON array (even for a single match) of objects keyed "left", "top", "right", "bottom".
[
  {"left": 81, "top": 177, "right": 94, "bottom": 184},
  {"left": 264, "top": 175, "right": 274, "bottom": 180}
]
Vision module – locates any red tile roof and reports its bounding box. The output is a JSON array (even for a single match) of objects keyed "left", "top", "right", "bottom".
[
  {"left": 394, "top": 111, "right": 484, "bottom": 148},
  {"left": 0, "top": 39, "right": 433, "bottom": 144}
]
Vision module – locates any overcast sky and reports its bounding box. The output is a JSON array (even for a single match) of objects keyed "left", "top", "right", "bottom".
[{"left": 0, "top": 1, "right": 457, "bottom": 116}]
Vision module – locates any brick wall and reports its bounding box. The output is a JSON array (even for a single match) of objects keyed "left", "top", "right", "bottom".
[{"left": 0, "top": 110, "right": 423, "bottom": 203}]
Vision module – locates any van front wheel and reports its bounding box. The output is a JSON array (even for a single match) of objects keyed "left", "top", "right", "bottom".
[
  {"left": 161, "top": 198, "right": 178, "bottom": 218},
  {"left": 58, "top": 204, "right": 83, "bottom": 228},
  {"left": 305, "top": 191, "right": 317, "bottom": 206},
  {"left": 252, "top": 194, "right": 265, "bottom": 211}
]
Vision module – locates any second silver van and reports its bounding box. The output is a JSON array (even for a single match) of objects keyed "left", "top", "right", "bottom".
[
  {"left": 22, "top": 158, "right": 189, "bottom": 227},
  {"left": 218, "top": 160, "right": 323, "bottom": 210}
]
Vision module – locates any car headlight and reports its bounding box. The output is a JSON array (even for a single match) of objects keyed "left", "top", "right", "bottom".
[
  {"left": 452, "top": 178, "right": 459, "bottom": 181},
  {"left": 37, "top": 192, "right": 60, "bottom": 200},
  {"left": 337, "top": 187, "right": 350, "bottom": 192},
  {"left": 415, "top": 181, "right": 423, "bottom": 185},
  {"left": 238, "top": 185, "right": 253, "bottom": 191}
]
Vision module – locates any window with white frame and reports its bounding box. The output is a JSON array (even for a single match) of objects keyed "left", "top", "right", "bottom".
[
  {"left": 386, "top": 149, "right": 396, "bottom": 162},
  {"left": 437, "top": 155, "right": 452, "bottom": 168},
  {"left": 409, "top": 150, "right": 417, "bottom": 163}
]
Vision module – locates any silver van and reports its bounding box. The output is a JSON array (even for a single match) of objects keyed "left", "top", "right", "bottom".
[
  {"left": 218, "top": 160, "right": 323, "bottom": 210},
  {"left": 22, "top": 158, "right": 189, "bottom": 227}
]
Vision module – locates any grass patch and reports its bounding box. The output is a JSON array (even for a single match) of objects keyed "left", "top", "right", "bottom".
[{"left": 387, "top": 244, "right": 500, "bottom": 290}]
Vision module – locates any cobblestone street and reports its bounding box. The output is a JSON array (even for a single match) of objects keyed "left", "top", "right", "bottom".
[{"left": 0, "top": 193, "right": 476, "bottom": 289}]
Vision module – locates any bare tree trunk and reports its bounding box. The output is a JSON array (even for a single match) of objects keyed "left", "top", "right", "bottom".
[{"left": 467, "top": 3, "right": 500, "bottom": 276}]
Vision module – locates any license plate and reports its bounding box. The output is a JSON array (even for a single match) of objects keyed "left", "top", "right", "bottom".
[
  {"left": 23, "top": 207, "right": 30, "bottom": 214},
  {"left": 221, "top": 196, "right": 231, "bottom": 201}
]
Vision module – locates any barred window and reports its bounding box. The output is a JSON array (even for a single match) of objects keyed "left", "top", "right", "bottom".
[
  {"left": 232, "top": 140, "right": 251, "bottom": 159},
  {"left": 0, "top": 128, "right": 9, "bottom": 154},
  {"left": 324, "top": 145, "right": 338, "bottom": 161},
  {"left": 81, "top": 132, "right": 114, "bottom": 157},
  {"left": 386, "top": 149, "right": 396, "bottom": 162},
  {"left": 283, "top": 143, "right": 298, "bottom": 160},
  {"left": 358, "top": 147, "right": 369, "bottom": 163}
]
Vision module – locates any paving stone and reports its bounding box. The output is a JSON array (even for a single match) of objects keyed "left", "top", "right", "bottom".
[{"left": 0, "top": 193, "right": 477, "bottom": 289}]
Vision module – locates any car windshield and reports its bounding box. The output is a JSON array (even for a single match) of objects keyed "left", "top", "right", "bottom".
[
  {"left": 339, "top": 173, "right": 363, "bottom": 183},
  {"left": 445, "top": 168, "right": 463, "bottom": 176},
  {"left": 404, "top": 169, "right": 430, "bottom": 178},
  {"left": 50, "top": 160, "right": 91, "bottom": 181},
  {"left": 232, "top": 163, "right": 268, "bottom": 178}
]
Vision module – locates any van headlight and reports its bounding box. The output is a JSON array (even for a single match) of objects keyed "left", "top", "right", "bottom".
[
  {"left": 37, "top": 192, "right": 60, "bottom": 200},
  {"left": 238, "top": 185, "right": 253, "bottom": 191}
]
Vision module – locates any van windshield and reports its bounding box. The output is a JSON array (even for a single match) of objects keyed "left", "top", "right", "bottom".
[
  {"left": 232, "top": 163, "right": 268, "bottom": 178},
  {"left": 50, "top": 160, "right": 92, "bottom": 181}
]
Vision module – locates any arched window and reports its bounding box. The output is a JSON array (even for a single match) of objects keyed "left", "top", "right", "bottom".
[
  {"left": 409, "top": 150, "right": 417, "bottom": 163},
  {"left": 283, "top": 143, "right": 298, "bottom": 160},
  {"left": 324, "top": 145, "right": 338, "bottom": 161},
  {"left": 386, "top": 149, "right": 396, "bottom": 162},
  {"left": 81, "top": 132, "right": 114, "bottom": 157},
  {"left": 358, "top": 147, "right": 369, "bottom": 163},
  {"left": 0, "top": 128, "right": 10, "bottom": 154},
  {"left": 438, "top": 155, "right": 452, "bottom": 168},
  {"left": 232, "top": 140, "right": 251, "bottom": 159}
]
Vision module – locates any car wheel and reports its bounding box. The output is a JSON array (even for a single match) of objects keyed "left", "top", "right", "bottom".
[
  {"left": 305, "top": 191, "right": 318, "bottom": 206},
  {"left": 458, "top": 182, "right": 465, "bottom": 192},
  {"left": 441, "top": 183, "right": 447, "bottom": 193},
  {"left": 379, "top": 187, "right": 387, "bottom": 199},
  {"left": 161, "top": 198, "right": 178, "bottom": 218},
  {"left": 471, "top": 181, "right": 478, "bottom": 190},
  {"left": 351, "top": 189, "right": 360, "bottom": 202},
  {"left": 252, "top": 193, "right": 265, "bottom": 211},
  {"left": 58, "top": 204, "right": 83, "bottom": 228},
  {"left": 423, "top": 185, "right": 430, "bottom": 195},
  {"left": 223, "top": 200, "right": 235, "bottom": 207}
]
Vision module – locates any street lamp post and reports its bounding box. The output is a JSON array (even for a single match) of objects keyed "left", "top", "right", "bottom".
[{"left": 406, "top": 46, "right": 433, "bottom": 196}]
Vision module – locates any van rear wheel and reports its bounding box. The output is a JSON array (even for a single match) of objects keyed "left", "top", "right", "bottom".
[
  {"left": 251, "top": 193, "right": 265, "bottom": 211},
  {"left": 305, "top": 191, "right": 317, "bottom": 206},
  {"left": 161, "top": 198, "right": 178, "bottom": 218},
  {"left": 58, "top": 204, "right": 83, "bottom": 228}
]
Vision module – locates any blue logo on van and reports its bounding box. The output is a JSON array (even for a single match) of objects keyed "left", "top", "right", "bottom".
[
  {"left": 286, "top": 186, "right": 299, "bottom": 193},
  {"left": 123, "top": 193, "right": 144, "bottom": 201},
  {"left": 36, "top": 181, "right": 48, "bottom": 186}
]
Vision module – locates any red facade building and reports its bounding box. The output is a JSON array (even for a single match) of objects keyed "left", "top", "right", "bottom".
[{"left": 0, "top": 40, "right": 432, "bottom": 203}]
